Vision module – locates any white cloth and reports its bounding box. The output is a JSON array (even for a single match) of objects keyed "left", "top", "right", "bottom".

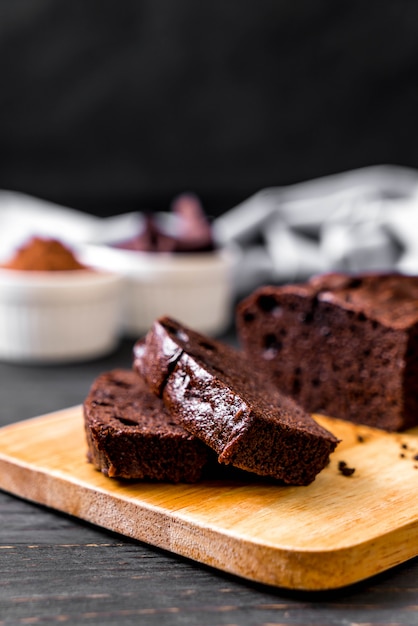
[{"left": 214, "top": 164, "right": 418, "bottom": 292}]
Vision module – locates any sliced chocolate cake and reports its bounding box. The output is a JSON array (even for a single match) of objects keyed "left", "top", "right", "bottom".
[
  {"left": 134, "top": 317, "right": 339, "bottom": 485},
  {"left": 83, "top": 369, "right": 210, "bottom": 482}
]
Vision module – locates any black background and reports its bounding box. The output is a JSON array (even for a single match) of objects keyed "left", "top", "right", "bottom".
[{"left": 2, "top": 0, "right": 418, "bottom": 217}]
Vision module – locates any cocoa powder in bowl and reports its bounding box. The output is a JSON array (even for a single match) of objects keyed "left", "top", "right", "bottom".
[{"left": 2, "top": 237, "right": 87, "bottom": 271}]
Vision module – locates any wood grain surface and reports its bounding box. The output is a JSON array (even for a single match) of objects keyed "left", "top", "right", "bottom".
[{"left": 0, "top": 406, "right": 417, "bottom": 592}]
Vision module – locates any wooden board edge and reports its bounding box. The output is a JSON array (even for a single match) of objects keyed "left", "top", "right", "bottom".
[{"left": 0, "top": 453, "right": 417, "bottom": 591}]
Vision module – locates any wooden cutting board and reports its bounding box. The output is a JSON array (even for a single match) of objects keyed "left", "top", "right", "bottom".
[{"left": 0, "top": 406, "right": 417, "bottom": 591}]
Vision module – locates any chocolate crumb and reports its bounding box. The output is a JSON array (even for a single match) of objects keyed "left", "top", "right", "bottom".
[
  {"left": 338, "top": 460, "right": 355, "bottom": 477},
  {"left": 401, "top": 443, "right": 408, "bottom": 450},
  {"left": 413, "top": 454, "right": 418, "bottom": 461},
  {"left": 357, "top": 435, "right": 365, "bottom": 443},
  {"left": 400, "top": 453, "right": 406, "bottom": 459}
]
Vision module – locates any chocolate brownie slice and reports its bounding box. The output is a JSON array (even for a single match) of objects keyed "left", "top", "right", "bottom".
[
  {"left": 236, "top": 272, "right": 418, "bottom": 431},
  {"left": 133, "top": 317, "right": 339, "bottom": 485},
  {"left": 83, "top": 369, "right": 210, "bottom": 482}
]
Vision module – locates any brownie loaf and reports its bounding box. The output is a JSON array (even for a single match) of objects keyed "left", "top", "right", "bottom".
[
  {"left": 83, "top": 369, "right": 210, "bottom": 482},
  {"left": 236, "top": 272, "right": 418, "bottom": 431},
  {"left": 133, "top": 317, "right": 339, "bottom": 485}
]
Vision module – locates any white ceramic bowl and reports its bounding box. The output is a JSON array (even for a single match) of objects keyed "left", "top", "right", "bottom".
[
  {"left": 80, "top": 244, "right": 238, "bottom": 337},
  {"left": 0, "top": 268, "right": 123, "bottom": 363}
]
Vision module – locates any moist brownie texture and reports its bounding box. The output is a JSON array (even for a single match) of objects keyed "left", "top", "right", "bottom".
[
  {"left": 133, "top": 317, "right": 339, "bottom": 485},
  {"left": 236, "top": 272, "right": 418, "bottom": 431},
  {"left": 83, "top": 369, "right": 210, "bottom": 482}
]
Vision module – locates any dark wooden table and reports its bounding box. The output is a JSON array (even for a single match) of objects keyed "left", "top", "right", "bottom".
[{"left": 1, "top": 338, "right": 417, "bottom": 626}]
